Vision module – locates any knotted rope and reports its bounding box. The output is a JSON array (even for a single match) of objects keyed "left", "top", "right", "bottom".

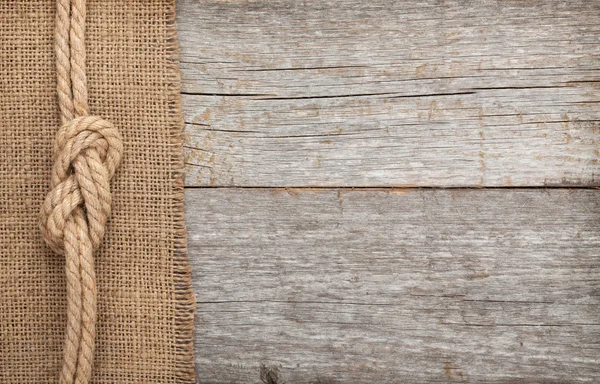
[{"left": 40, "top": 1, "right": 122, "bottom": 383}]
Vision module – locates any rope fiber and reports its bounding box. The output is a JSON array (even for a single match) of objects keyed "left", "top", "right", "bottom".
[{"left": 40, "top": 1, "right": 123, "bottom": 383}]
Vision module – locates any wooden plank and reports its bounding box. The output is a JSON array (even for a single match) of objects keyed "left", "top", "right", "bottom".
[
  {"left": 177, "top": 0, "right": 600, "bottom": 187},
  {"left": 186, "top": 188, "right": 600, "bottom": 383}
]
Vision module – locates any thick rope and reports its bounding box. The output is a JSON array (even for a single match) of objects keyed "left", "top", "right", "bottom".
[{"left": 41, "top": 1, "right": 123, "bottom": 383}]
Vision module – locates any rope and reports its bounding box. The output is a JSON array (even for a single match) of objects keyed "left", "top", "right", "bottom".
[{"left": 40, "top": 1, "right": 123, "bottom": 383}]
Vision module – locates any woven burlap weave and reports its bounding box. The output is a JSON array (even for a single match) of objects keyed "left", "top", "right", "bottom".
[{"left": 0, "top": 1, "right": 196, "bottom": 382}]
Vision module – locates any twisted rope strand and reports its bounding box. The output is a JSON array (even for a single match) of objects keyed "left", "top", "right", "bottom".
[
  {"left": 70, "top": 0, "right": 89, "bottom": 116},
  {"left": 41, "top": 1, "right": 123, "bottom": 383},
  {"left": 56, "top": 0, "right": 74, "bottom": 125}
]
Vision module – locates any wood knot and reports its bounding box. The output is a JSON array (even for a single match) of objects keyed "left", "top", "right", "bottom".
[{"left": 260, "top": 364, "right": 283, "bottom": 384}]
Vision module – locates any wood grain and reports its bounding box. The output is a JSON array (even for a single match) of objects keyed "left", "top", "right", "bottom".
[
  {"left": 177, "top": 0, "right": 600, "bottom": 187},
  {"left": 178, "top": 1, "right": 600, "bottom": 382},
  {"left": 186, "top": 188, "right": 600, "bottom": 383}
]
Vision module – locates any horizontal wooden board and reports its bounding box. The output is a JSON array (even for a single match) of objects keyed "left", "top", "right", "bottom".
[
  {"left": 177, "top": 0, "right": 600, "bottom": 187},
  {"left": 186, "top": 188, "right": 600, "bottom": 383}
]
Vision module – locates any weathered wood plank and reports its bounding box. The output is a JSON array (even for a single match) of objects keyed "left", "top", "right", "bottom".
[
  {"left": 186, "top": 188, "right": 600, "bottom": 383},
  {"left": 177, "top": 0, "right": 600, "bottom": 187}
]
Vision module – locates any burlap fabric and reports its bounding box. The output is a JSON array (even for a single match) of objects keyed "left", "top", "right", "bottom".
[{"left": 0, "top": 1, "right": 196, "bottom": 382}]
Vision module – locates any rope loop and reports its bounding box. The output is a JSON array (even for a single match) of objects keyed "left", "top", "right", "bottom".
[{"left": 41, "top": 116, "right": 122, "bottom": 256}]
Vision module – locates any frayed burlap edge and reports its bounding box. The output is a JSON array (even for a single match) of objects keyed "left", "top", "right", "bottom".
[{"left": 165, "top": 2, "right": 197, "bottom": 382}]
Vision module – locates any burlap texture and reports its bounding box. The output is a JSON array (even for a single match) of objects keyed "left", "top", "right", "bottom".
[{"left": 0, "top": 1, "right": 196, "bottom": 382}]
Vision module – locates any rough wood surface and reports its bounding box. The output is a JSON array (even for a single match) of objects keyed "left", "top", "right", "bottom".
[
  {"left": 186, "top": 188, "right": 600, "bottom": 383},
  {"left": 177, "top": 1, "right": 600, "bottom": 382},
  {"left": 177, "top": 0, "right": 600, "bottom": 187}
]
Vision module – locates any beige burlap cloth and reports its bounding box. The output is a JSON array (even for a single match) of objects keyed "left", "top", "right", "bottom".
[{"left": 0, "top": 1, "right": 196, "bottom": 382}]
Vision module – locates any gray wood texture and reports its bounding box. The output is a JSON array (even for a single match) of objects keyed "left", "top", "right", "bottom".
[
  {"left": 177, "top": 0, "right": 600, "bottom": 382},
  {"left": 186, "top": 188, "right": 600, "bottom": 383},
  {"left": 177, "top": 0, "right": 600, "bottom": 187}
]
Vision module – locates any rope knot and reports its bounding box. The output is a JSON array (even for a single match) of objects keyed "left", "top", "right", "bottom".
[{"left": 40, "top": 116, "right": 123, "bottom": 255}]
